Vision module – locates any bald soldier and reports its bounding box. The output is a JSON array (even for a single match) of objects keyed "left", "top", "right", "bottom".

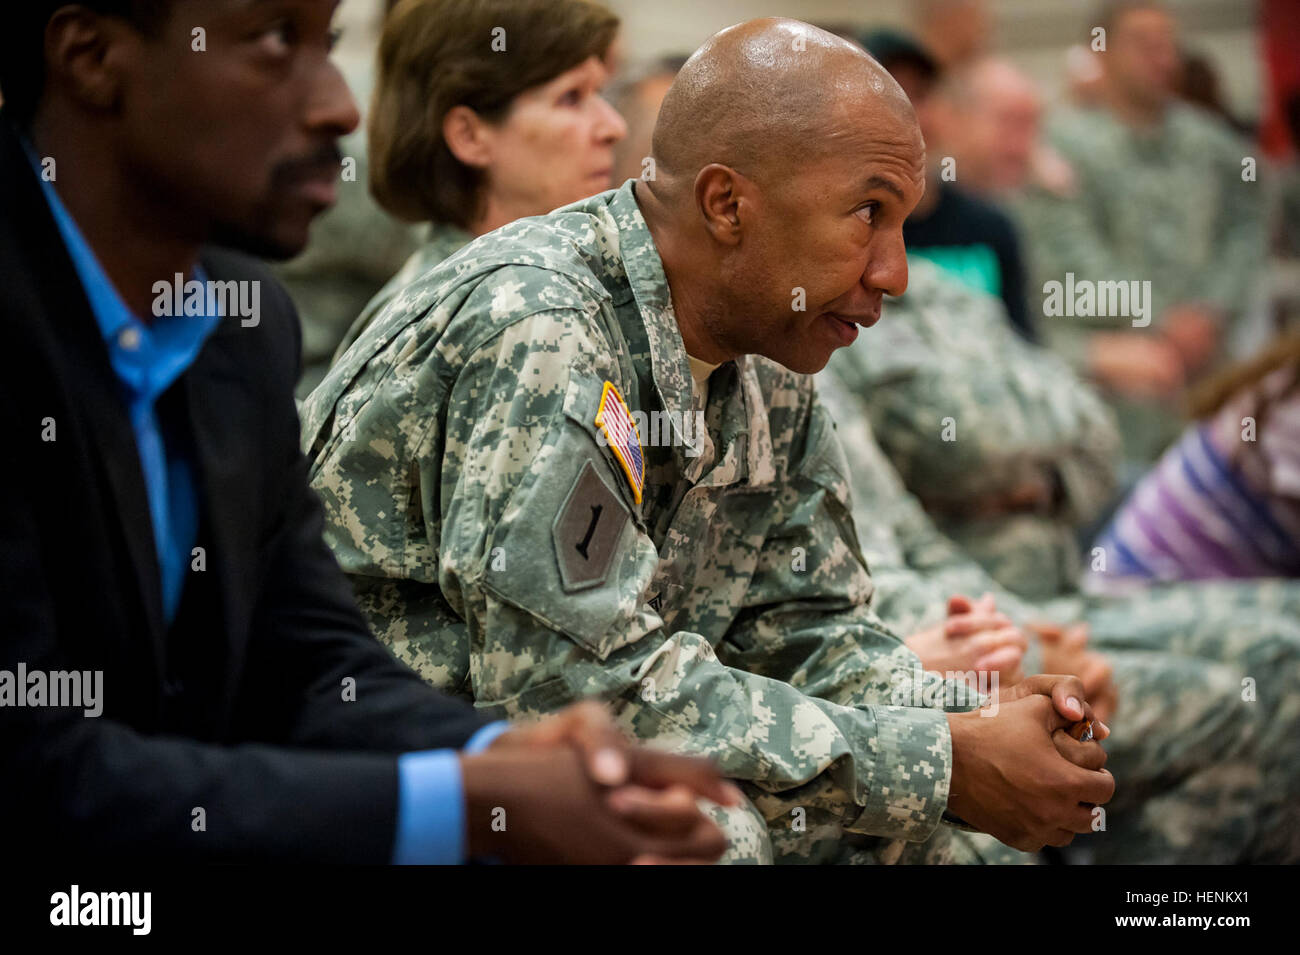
[{"left": 303, "top": 19, "right": 1113, "bottom": 863}]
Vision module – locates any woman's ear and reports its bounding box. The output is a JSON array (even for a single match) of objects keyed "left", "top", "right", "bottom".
[{"left": 443, "top": 105, "right": 492, "bottom": 168}]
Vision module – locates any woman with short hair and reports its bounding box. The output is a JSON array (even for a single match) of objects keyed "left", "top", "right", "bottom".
[{"left": 335, "top": 0, "right": 626, "bottom": 359}]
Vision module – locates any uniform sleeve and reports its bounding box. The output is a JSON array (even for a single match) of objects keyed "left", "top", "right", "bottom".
[
  {"left": 814, "top": 372, "right": 1045, "bottom": 676},
  {"left": 434, "top": 309, "right": 959, "bottom": 843},
  {"left": 1186, "top": 127, "right": 1267, "bottom": 314},
  {"left": 837, "top": 280, "right": 1121, "bottom": 529}
]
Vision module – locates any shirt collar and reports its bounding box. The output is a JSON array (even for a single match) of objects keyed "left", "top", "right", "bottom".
[
  {"left": 25, "top": 140, "right": 138, "bottom": 348},
  {"left": 23, "top": 139, "right": 223, "bottom": 396}
]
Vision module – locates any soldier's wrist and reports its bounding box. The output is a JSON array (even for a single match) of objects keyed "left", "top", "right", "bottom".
[{"left": 944, "top": 711, "right": 978, "bottom": 824}]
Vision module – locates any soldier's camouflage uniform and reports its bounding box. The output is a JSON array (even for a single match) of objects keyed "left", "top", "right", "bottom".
[
  {"left": 301, "top": 181, "right": 1015, "bottom": 864},
  {"left": 331, "top": 222, "right": 473, "bottom": 366},
  {"left": 1013, "top": 103, "right": 1267, "bottom": 466},
  {"left": 825, "top": 259, "right": 1121, "bottom": 601},
  {"left": 818, "top": 358, "right": 1300, "bottom": 863}
]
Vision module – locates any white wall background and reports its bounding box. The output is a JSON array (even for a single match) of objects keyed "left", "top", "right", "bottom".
[
  {"left": 333, "top": 1, "right": 1264, "bottom": 118},
  {"left": 603, "top": 0, "right": 1265, "bottom": 119}
]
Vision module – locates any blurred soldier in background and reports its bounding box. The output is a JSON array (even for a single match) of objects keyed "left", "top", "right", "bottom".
[
  {"left": 866, "top": 31, "right": 1036, "bottom": 340},
  {"left": 925, "top": 58, "right": 1078, "bottom": 209},
  {"left": 821, "top": 258, "right": 1299, "bottom": 849},
  {"left": 815, "top": 370, "right": 1300, "bottom": 862},
  {"left": 1017, "top": 0, "right": 1267, "bottom": 470},
  {"left": 825, "top": 260, "right": 1119, "bottom": 600}
]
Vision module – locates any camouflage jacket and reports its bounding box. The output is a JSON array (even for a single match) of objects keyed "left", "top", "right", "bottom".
[
  {"left": 824, "top": 261, "right": 1121, "bottom": 600},
  {"left": 301, "top": 180, "right": 968, "bottom": 843},
  {"left": 331, "top": 221, "right": 474, "bottom": 365},
  {"left": 1014, "top": 102, "right": 1266, "bottom": 367},
  {"left": 815, "top": 374, "right": 1077, "bottom": 671}
]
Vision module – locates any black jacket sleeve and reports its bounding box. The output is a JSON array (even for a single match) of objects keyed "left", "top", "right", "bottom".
[
  {"left": 0, "top": 381, "right": 404, "bottom": 862},
  {"left": 0, "top": 258, "right": 490, "bottom": 862}
]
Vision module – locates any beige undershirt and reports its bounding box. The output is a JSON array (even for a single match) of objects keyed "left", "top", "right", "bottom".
[{"left": 687, "top": 354, "right": 721, "bottom": 409}]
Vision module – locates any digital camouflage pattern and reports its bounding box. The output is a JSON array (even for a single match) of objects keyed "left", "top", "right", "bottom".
[
  {"left": 301, "top": 180, "right": 992, "bottom": 864},
  {"left": 825, "top": 259, "right": 1122, "bottom": 601},
  {"left": 1013, "top": 103, "right": 1267, "bottom": 465},
  {"left": 816, "top": 374, "right": 1300, "bottom": 862},
  {"left": 331, "top": 222, "right": 473, "bottom": 366}
]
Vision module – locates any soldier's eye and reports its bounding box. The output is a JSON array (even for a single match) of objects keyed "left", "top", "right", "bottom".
[{"left": 855, "top": 202, "right": 881, "bottom": 225}]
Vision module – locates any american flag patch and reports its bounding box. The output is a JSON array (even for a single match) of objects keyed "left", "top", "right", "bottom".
[{"left": 594, "top": 381, "right": 644, "bottom": 504}]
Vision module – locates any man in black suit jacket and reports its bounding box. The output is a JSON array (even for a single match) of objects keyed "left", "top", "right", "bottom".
[{"left": 0, "top": 0, "right": 733, "bottom": 863}]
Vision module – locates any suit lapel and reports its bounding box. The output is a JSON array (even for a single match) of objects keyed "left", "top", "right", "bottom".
[
  {"left": 182, "top": 317, "right": 256, "bottom": 695},
  {"left": 0, "top": 118, "right": 168, "bottom": 660},
  {"left": 63, "top": 311, "right": 169, "bottom": 651}
]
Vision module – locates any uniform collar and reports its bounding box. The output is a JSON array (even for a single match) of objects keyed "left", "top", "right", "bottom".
[
  {"left": 609, "top": 181, "right": 695, "bottom": 443},
  {"left": 610, "top": 181, "right": 775, "bottom": 487},
  {"left": 426, "top": 221, "right": 475, "bottom": 258}
]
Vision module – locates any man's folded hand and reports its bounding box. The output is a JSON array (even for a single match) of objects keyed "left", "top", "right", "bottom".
[{"left": 472, "top": 701, "right": 740, "bottom": 863}]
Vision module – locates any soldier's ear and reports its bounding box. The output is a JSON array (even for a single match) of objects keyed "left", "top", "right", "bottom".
[
  {"left": 694, "top": 164, "right": 745, "bottom": 246},
  {"left": 443, "top": 106, "right": 493, "bottom": 169}
]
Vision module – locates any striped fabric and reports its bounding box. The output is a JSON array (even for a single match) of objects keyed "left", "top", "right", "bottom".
[{"left": 1089, "top": 366, "right": 1300, "bottom": 588}]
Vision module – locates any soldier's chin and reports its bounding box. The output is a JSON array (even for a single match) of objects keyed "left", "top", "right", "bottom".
[
  {"left": 772, "top": 346, "right": 832, "bottom": 376},
  {"left": 209, "top": 218, "right": 309, "bottom": 261}
]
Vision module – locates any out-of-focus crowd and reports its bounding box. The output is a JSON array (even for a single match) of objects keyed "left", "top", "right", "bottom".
[{"left": 6, "top": 0, "right": 1299, "bottom": 866}]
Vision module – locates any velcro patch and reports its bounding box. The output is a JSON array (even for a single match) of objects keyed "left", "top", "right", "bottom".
[
  {"left": 552, "top": 461, "right": 630, "bottom": 592},
  {"left": 594, "top": 381, "right": 644, "bottom": 505}
]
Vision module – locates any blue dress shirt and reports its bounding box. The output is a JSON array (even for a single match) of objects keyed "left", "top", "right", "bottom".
[
  {"left": 27, "top": 149, "right": 508, "bottom": 864},
  {"left": 395, "top": 721, "right": 510, "bottom": 864},
  {"left": 34, "top": 164, "right": 220, "bottom": 625}
]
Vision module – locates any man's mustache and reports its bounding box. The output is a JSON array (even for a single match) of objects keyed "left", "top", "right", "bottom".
[{"left": 272, "top": 143, "right": 343, "bottom": 186}]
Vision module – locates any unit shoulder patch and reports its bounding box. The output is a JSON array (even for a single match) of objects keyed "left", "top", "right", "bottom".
[{"left": 552, "top": 460, "right": 631, "bottom": 592}]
